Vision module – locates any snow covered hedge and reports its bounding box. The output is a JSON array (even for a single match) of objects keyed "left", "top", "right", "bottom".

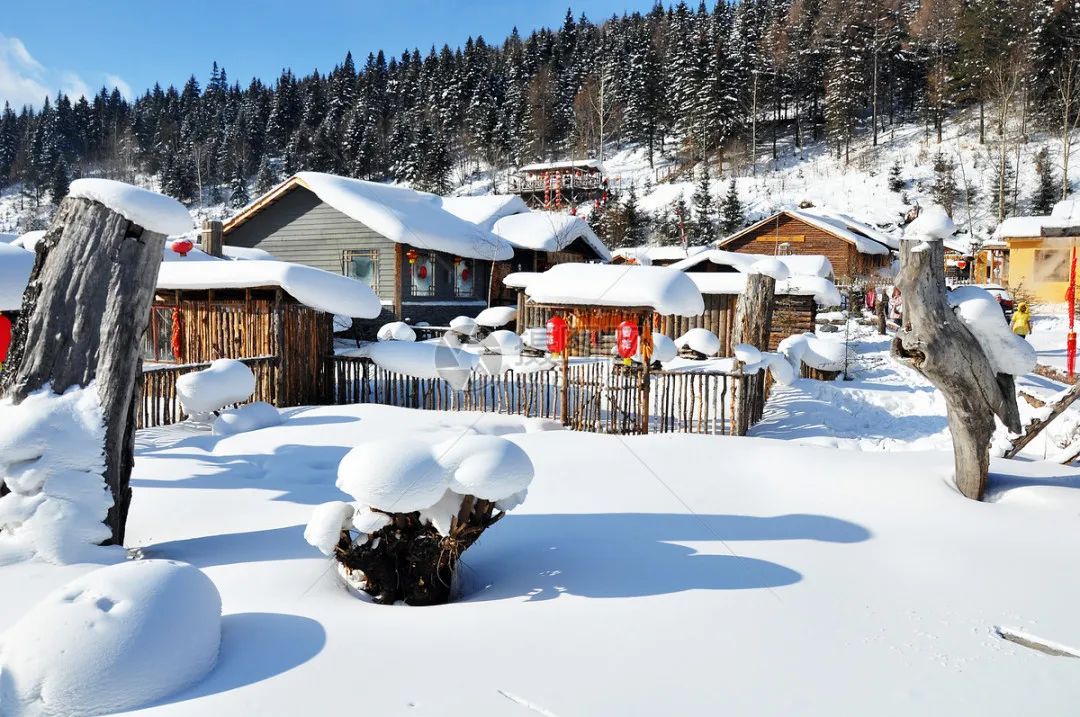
[{"left": 305, "top": 434, "right": 534, "bottom": 605}]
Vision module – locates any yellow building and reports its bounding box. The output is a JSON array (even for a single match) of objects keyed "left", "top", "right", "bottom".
[{"left": 992, "top": 200, "right": 1080, "bottom": 303}]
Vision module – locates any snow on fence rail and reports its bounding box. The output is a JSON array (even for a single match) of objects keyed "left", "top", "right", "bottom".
[
  {"left": 323, "top": 356, "right": 753, "bottom": 435},
  {"left": 137, "top": 356, "right": 278, "bottom": 429}
]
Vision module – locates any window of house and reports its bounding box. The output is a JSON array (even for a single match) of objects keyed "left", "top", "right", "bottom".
[
  {"left": 143, "top": 306, "right": 179, "bottom": 363},
  {"left": 343, "top": 249, "right": 379, "bottom": 293},
  {"left": 409, "top": 252, "right": 436, "bottom": 297},
  {"left": 453, "top": 257, "right": 475, "bottom": 297},
  {"left": 1034, "top": 249, "right": 1071, "bottom": 283}
]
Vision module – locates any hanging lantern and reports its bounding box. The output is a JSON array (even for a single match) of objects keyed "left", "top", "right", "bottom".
[
  {"left": 418, "top": 264, "right": 428, "bottom": 280},
  {"left": 170, "top": 239, "right": 194, "bottom": 257},
  {"left": 170, "top": 307, "right": 182, "bottom": 360},
  {"left": 956, "top": 259, "right": 968, "bottom": 270},
  {"left": 546, "top": 316, "right": 568, "bottom": 354},
  {"left": 406, "top": 248, "right": 419, "bottom": 264},
  {"left": 617, "top": 320, "right": 639, "bottom": 363},
  {"left": 461, "top": 267, "right": 471, "bottom": 282}
]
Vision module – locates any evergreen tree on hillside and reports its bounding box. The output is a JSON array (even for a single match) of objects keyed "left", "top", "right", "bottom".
[
  {"left": 931, "top": 151, "right": 959, "bottom": 216},
  {"left": 228, "top": 160, "right": 250, "bottom": 208},
  {"left": 989, "top": 155, "right": 1016, "bottom": 220},
  {"left": 253, "top": 155, "right": 278, "bottom": 195},
  {"left": 49, "top": 156, "right": 70, "bottom": 206},
  {"left": 623, "top": 184, "right": 646, "bottom": 247},
  {"left": 719, "top": 180, "right": 743, "bottom": 235},
  {"left": 888, "top": 158, "right": 905, "bottom": 192},
  {"left": 1031, "top": 147, "right": 1060, "bottom": 215},
  {"left": 691, "top": 162, "right": 715, "bottom": 244}
]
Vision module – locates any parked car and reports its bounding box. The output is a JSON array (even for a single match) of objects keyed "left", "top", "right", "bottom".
[{"left": 976, "top": 284, "right": 1015, "bottom": 320}]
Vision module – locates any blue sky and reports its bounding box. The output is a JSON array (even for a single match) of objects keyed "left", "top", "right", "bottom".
[{"left": 1, "top": 0, "right": 657, "bottom": 109}]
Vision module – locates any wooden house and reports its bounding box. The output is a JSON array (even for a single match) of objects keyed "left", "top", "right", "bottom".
[
  {"left": 715, "top": 209, "right": 895, "bottom": 282},
  {"left": 611, "top": 245, "right": 709, "bottom": 267},
  {"left": 147, "top": 251, "right": 382, "bottom": 407},
  {"left": 990, "top": 200, "right": 1080, "bottom": 303},
  {"left": 661, "top": 250, "right": 841, "bottom": 351},
  {"left": 509, "top": 159, "right": 607, "bottom": 210},
  {"left": 222, "top": 173, "right": 514, "bottom": 328}
]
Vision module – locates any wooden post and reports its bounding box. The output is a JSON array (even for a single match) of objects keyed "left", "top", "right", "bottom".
[
  {"left": 731, "top": 273, "right": 776, "bottom": 435},
  {"left": 892, "top": 236, "right": 1022, "bottom": 500},
  {"left": 200, "top": 219, "right": 223, "bottom": 257},
  {"left": 272, "top": 288, "right": 286, "bottom": 406},
  {"left": 560, "top": 345, "right": 569, "bottom": 427},
  {"left": 0, "top": 196, "right": 168, "bottom": 543}
]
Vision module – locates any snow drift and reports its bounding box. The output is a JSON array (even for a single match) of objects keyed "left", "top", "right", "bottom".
[
  {"left": 68, "top": 178, "right": 194, "bottom": 237},
  {"left": 175, "top": 359, "right": 257, "bottom": 416}
]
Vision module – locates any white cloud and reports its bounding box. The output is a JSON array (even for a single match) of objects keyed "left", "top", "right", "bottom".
[
  {"left": 61, "top": 71, "right": 90, "bottom": 101},
  {"left": 104, "top": 73, "right": 132, "bottom": 100},
  {"left": 0, "top": 34, "right": 49, "bottom": 109},
  {"left": 7, "top": 36, "right": 43, "bottom": 73}
]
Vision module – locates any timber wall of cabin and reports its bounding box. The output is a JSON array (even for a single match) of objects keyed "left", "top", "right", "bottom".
[
  {"left": 656, "top": 293, "right": 816, "bottom": 352},
  {"left": 152, "top": 291, "right": 332, "bottom": 407},
  {"left": 721, "top": 214, "right": 890, "bottom": 280}
]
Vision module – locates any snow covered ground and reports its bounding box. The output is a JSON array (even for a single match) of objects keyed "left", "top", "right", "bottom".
[{"left": 3, "top": 369, "right": 1080, "bottom": 713}]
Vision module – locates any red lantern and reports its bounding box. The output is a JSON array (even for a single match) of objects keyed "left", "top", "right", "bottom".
[
  {"left": 617, "top": 321, "right": 639, "bottom": 360},
  {"left": 406, "top": 248, "right": 419, "bottom": 264},
  {"left": 418, "top": 264, "right": 428, "bottom": 280},
  {"left": 546, "top": 316, "right": 568, "bottom": 354},
  {"left": 0, "top": 313, "right": 11, "bottom": 364},
  {"left": 171, "top": 239, "right": 194, "bottom": 257},
  {"left": 461, "top": 267, "right": 470, "bottom": 282},
  {"left": 956, "top": 259, "right": 968, "bottom": 270}
]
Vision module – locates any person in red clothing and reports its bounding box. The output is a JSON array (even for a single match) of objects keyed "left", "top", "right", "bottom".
[{"left": 0, "top": 312, "right": 11, "bottom": 365}]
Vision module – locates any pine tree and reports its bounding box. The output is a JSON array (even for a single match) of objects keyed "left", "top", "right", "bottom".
[
  {"left": 719, "top": 180, "right": 743, "bottom": 235},
  {"left": 49, "top": 156, "right": 70, "bottom": 206},
  {"left": 253, "top": 154, "right": 278, "bottom": 194},
  {"left": 888, "top": 158, "right": 905, "bottom": 192},
  {"left": 228, "top": 160, "right": 250, "bottom": 208},
  {"left": 931, "top": 151, "right": 959, "bottom": 216},
  {"left": 691, "top": 162, "right": 715, "bottom": 244},
  {"left": 1031, "top": 147, "right": 1060, "bottom": 214},
  {"left": 623, "top": 184, "right": 646, "bottom": 247}
]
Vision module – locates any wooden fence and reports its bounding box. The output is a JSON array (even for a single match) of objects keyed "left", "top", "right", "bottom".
[
  {"left": 137, "top": 356, "right": 278, "bottom": 429},
  {"left": 323, "top": 356, "right": 753, "bottom": 435}
]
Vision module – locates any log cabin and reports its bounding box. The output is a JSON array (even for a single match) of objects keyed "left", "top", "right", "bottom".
[
  {"left": 222, "top": 173, "right": 514, "bottom": 329},
  {"left": 509, "top": 159, "right": 607, "bottom": 210},
  {"left": 714, "top": 208, "right": 895, "bottom": 283}
]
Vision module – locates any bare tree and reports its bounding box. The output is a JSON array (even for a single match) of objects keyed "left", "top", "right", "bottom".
[{"left": 1058, "top": 51, "right": 1080, "bottom": 200}]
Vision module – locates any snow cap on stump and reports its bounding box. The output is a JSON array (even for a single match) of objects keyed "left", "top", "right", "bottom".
[
  {"left": 68, "top": 178, "right": 194, "bottom": 236},
  {"left": 905, "top": 205, "right": 955, "bottom": 241}
]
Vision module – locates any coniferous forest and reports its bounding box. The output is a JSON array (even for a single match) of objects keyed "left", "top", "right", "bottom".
[{"left": 1, "top": 0, "right": 1078, "bottom": 228}]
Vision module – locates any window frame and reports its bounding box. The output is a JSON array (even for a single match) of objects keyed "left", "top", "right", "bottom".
[{"left": 342, "top": 248, "right": 380, "bottom": 294}]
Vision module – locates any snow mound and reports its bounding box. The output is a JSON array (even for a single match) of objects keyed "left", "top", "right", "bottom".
[
  {"left": 0, "top": 243, "right": 34, "bottom": 312},
  {"left": 491, "top": 211, "right": 611, "bottom": 261},
  {"left": 355, "top": 340, "right": 477, "bottom": 390},
  {"left": 67, "top": 178, "right": 194, "bottom": 236},
  {"left": 675, "top": 328, "right": 721, "bottom": 357},
  {"left": 304, "top": 501, "right": 354, "bottom": 556},
  {"left": 438, "top": 194, "right": 529, "bottom": 230},
  {"left": 779, "top": 333, "right": 847, "bottom": 372},
  {"left": 649, "top": 333, "right": 678, "bottom": 362},
  {"left": 157, "top": 259, "right": 382, "bottom": 318},
  {"left": 449, "top": 315, "right": 478, "bottom": 336},
  {"left": 480, "top": 330, "right": 523, "bottom": 354},
  {"left": 0, "top": 560, "right": 220, "bottom": 717},
  {"left": 11, "top": 231, "right": 45, "bottom": 253},
  {"left": 0, "top": 386, "right": 119, "bottom": 566},
  {"left": 733, "top": 343, "right": 763, "bottom": 365},
  {"left": 475, "top": 306, "right": 517, "bottom": 328},
  {"left": 749, "top": 257, "right": 791, "bottom": 281},
  {"left": 524, "top": 264, "right": 705, "bottom": 316},
  {"left": 212, "top": 402, "right": 282, "bottom": 436},
  {"left": 947, "top": 286, "right": 1037, "bottom": 375},
  {"left": 377, "top": 321, "right": 417, "bottom": 342},
  {"left": 905, "top": 205, "right": 955, "bottom": 240},
  {"left": 333, "top": 435, "right": 534, "bottom": 529},
  {"left": 175, "top": 359, "right": 256, "bottom": 416}
]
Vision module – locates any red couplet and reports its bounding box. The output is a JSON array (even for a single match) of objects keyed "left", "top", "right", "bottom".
[
  {"left": 546, "top": 316, "right": 568, "bottom": 354},
  {"left": 617, "top": 320, "right": 638, "bottom": 359},
  {"left": 0, "top": 314, "right": 11, "bottom": 364}
]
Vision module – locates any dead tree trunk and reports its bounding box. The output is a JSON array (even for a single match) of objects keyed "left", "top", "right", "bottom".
[
  {"left": 1004, "top": 380, "right": 1080, "bottom": 459},
  {"left": 0, "top": 196, "right": 167, "bottom": 543},
  {"left": 891, "top": 238, "right": 1021, "bottom": 500},
  {"left": 732, "top": 273, "right": 776, "bottom": 435}
]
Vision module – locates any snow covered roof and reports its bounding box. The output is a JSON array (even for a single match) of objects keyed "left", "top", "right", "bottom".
[
  {"left": 0, "top": 243, "right": 35, "bottom": 311},
  {"left": 611, "top": 245, "right": 708, "bottom": 265},
  {"left": 68, "top": 179, "right": 194, "bottom": 237},
  {"left": 523, "top": 264, "right": 704, "bottom": 316},
  {"left": 717, "top": 209, "right": 895, "bottom": 256},
  {"left": 519, "top": 159, "right": 605, "bottom": 173},
  {"left": 992, "top": 199, "right": 1080, "bottom": 240},
  {"left": 502, "top": 271, "right": 541, "bottom": 289},
  {"left": 491, "top": 212, "right": 611, "bottom": 261},
  {"left": 684, "top": 272, "right": 841, "bottom": 306},
  {"left": 157, "top": 259, "right": 382, "bottom": 318},
  {"left": 224, "top": 173, "right": 513, "bottom": 261},
  {"left": 668, "top": 249, "right": 834, "bottom": 278},
  {"left": 439, "top": 195, "right": 529, "bottom": 231}
]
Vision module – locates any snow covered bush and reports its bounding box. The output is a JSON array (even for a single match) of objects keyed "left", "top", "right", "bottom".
[
  {"left": 0, "top": 559, "right": 221, "bottom": 716},
  {"left": 212, "top": 401, "right": 282, "bottom": 436},
  {"left": 675, "top": 328, "right": 721, "bottom": 358},
  {"left": 175, "top": 359, "right": 256, "bottom": 416},
  {"left": 305, "top": 435, "right": 534, "bottom": 605},
  {"left": 0, "top": 386, "right": 122, "bottom": 565},
  {"left": 376, "top": 321, "right": 416, "bottom": 342}
]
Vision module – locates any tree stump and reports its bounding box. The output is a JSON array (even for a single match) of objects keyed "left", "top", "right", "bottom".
[
  {"left": 0, "top": 196, "right": 167, "bottom": 543},
  {"left": 891, "top": 237, "right": 1021, "bottom": 500},
  {"left": 732, "top": 272, "right": 776, "bottom": 434}
]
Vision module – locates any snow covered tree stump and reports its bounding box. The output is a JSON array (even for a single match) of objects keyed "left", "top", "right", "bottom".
[
  {"left": 891, "top": 207, "right": 1028, "bottom": 501},
  {"left": 306, "top": 435, "right": 534, "bottom": 606},
  {"left": 732, "top": 271, "right": 776, "bottom": 435},
  {"left": 0, "top": 181, "right": 192, "bottom": 546}
]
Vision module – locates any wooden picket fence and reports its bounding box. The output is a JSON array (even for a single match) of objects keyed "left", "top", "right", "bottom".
[{"left": 136, "top": 356, "right": 278, "bottom": 429}]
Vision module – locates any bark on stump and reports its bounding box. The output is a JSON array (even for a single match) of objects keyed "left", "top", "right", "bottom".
[
  {"left": 732, "top": 273, "right": 776, "bottom": 435},
  {"left": 334, "top": 497, "right": 503, "bottom": 606},
  {"left": 0, "top": 196, "right": 167, "bottom": 543},
  {"left": 891, "top": 238, "right": 1021, "bottom": 501}
]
